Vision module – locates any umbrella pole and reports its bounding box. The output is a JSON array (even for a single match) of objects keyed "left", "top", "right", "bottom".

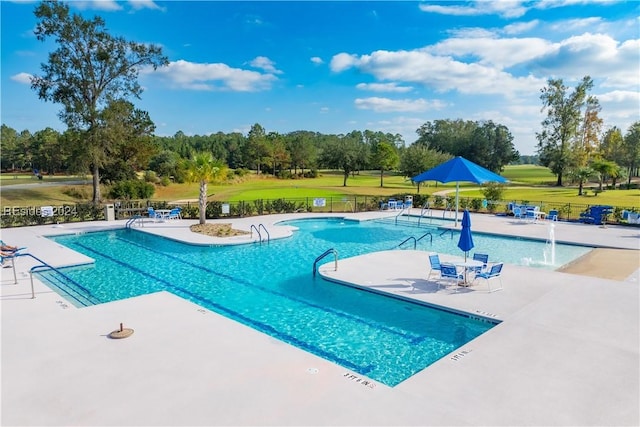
[{"left": 455, "top": 182, "right": 459, "bottom": 226}]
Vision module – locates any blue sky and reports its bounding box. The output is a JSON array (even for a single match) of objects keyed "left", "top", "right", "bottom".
[{"left": 1, "top": 1, "right": 638, "bottom": 155}]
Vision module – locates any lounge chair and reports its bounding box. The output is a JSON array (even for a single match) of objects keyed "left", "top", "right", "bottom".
[
  {"left": 427, "top": 254, "right": 442, "bottom": 281},
  {"left": 439, "top": 263, "right": 464, "bottom": 292},
  {"left": 547, "top": 209, "right": 558, "bottom": 221},
  {"left": 473, "top": 262, "right": 504, "bottom": 292}
]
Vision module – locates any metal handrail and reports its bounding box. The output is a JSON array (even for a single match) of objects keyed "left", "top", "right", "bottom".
[
  {"left": 313, "top": 248, "right": 338, "bottom": 276},
  {"left": 440, "top": 229, "right": 454, "bottom": 239},
  {"left": 250, "top": 224, "right": 261, "bottom": 243},
  {"left": 396, "top": 236, "right": 416, "bottom": 250},
  {"left": 394, "top": 207, "right": 408, "bottom": 225},
  {"left": 258, "top": 224, "right": 270, "bottom": 244},
  {"left": 417, "top": 203, "right": 432, "bottom": 226},
  {"left": 125, "top": 215, "right": 143, "bottom": 228},
  {"left": 15, "top": 253, "right": 97, "bottom": 305},
  {"left": 416, "top": 232, "right": 433, "bottom": 245}
]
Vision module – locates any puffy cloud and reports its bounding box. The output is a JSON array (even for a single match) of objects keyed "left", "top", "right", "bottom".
[
  {"left": 354, "top": 97, "right": 447, "bottom": 113},
  {"left": 599, "top": 90, "right": 640, "bottom": 123},
  {"left": 310, "top": 57, "right": 324, "bottom": 65},
  {"left": 428, "top": 37, "right": 551, "bottom": 68},
  {"left": 248, "top": 56, "right": 282, "bottom": 74},
  {"left": 145, "top": 59, "right": 277, "bottom": 92},
  {"left": 128, "top": 1, "right": 165, "bottom": 11},
  {"left": 10, "top": 72, "right": 32, "bottom": 84},
  {"left": 331, "top": 49, "right": 544, "bottom": 96},
  {"left": 419, "top": 1, "right": 529, "bottom": 18},
  {"left": 503, "top": 20, "right": 540, "bottom": 35},
  {"left": 329, "top": 53, "right": 359, "bottom": 72},
  {"left": 531, "top": 33, "right": 639, "bottom": 87},
  {"left": 72, "top": 1, "right": 122, "bottom": 11},
  {"left": 356, "top": 82, "right": 413, "bottom": 93}
]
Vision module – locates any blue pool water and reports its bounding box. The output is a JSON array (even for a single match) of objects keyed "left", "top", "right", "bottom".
[{"left": 42, "top": 218, "right": 591, "bottom": 386}]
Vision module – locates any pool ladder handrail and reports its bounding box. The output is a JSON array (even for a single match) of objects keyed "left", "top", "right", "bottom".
[
  {"left": 394, "top": 207, "right": 408, "bottom": 225},
  {"left": 396, "top": 236, "right": 416, "bottom": 250},
  {"left": 250, "top": 223, "right": 270, "bottom": 244},
  {"left": 417, "top": 203, "right": 432, "bottom": 226},
  {"left": 313, "top": 248, "right": 338, "bottom": 276},
  {"left": 395, "top": 232, "right": 433, "bottom": 250},
  {"left": 15, "top": 252, "right": 97, "bottom": 305},
  {"left": 417, "top": 232, "right": 433, "bottom": 245},
  {"left": 440, "top": 229, "right": 454, "bottom": 239},
  {"left": 125, "top": 215, "right": 144, "bottom": 228}
]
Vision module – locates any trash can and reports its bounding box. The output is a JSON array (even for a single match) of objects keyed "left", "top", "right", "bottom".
[
  {"left": 404, "top": 195, "right": 413, "bottom": 209},
  {"left": 104, "top": 204, "right": 115, "bottom": 221}
]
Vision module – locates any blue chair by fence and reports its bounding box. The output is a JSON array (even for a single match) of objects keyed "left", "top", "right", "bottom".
[{"left": 167, "top": 208, "right": 181, "bottom": 220}]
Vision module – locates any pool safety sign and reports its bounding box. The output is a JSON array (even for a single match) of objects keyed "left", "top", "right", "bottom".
[{"left": 313, "top": 198, "right": 326, "bottom": 207}]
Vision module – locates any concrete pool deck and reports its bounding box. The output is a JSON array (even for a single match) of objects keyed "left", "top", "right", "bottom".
[{"left": 1, "top": 211, "right": 639, "bottom": 426}]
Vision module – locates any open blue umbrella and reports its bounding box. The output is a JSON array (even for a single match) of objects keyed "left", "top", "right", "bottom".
[
  {"left": 412, "top": 156, "right": 509, "bottom": 226},
  {"left": 457, "top": 209, "right": 474, "bottom": 261}
]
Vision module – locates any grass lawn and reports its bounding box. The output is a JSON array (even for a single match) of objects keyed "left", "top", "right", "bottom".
[{"left": 2, "top": 166, "right": 638, "bottom": 210}]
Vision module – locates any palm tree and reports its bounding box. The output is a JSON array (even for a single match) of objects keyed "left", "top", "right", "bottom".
[
  {"left": 568, "top": 166, "right": 596, "bottom": 196},
  {"left": 186, "top": 152, "right": 228, "bottom": 224}
]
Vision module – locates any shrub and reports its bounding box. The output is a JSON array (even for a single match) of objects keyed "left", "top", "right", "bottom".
[
  {"left": 470, "top": 198, "right": 483, "bottom": 211},
  {"left": 109, "top": 180, "right": 154, "bottom": 200},
  {"left": 143, "top": 170, "right": 158, "bottom": 183},
  {"left": 62, "top": 186, "right": 91, "bottom": 200},
  {"left": 481, "top": 182, "right": 505, "bottom": 206}
]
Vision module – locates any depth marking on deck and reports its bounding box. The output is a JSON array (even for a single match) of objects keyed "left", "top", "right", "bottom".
[
  {"left": 450, "top": 349, "right": 472, "bottom": 361},
  {"left": 475, "top": 310, "right": 498, "bottom": 318},
  {"left": 342, "top": 372, "right": 376, "bottom": 389}
]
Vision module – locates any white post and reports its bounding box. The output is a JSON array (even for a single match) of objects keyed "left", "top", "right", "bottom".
[{"left": 455, "top": 182, "right": 460, "bottom": 226}]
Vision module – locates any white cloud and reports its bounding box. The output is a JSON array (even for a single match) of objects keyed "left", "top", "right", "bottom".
[
  {"left": 419, "top": 1, "right": 529, "bottom": 18},
  {"left": 331, "top": 49, "right": 544, "bottom": 96},
  {"left": 10, "top": 72, "right": 32, "bottom": 84},
  {"left": 145, "top": 59, "right": 277, "bottom": 92},
  {"left": 354, "top": 97, "right": 447, "bottom": 113},
  {"left": 310, "top": 57, "right": 324, "bottom": 65},
  {"left": 548, "top": 17, "right": 604, "bottom": 32},
  {"left": 531, "top": 33, "right": 639, "bottom": 88},
  {"left": 599, "top": 90, "right": 640, "bottom": 124},
  {"left": 428, "top": 37, "right": 551, "bottom": 68},
  {"left": 249, "top": 56, "right": 282, "bottom": 74},
  {"left": 356, "top": 82, "right": 413, "bottom": 93},
  {"left": 128, "top": 1, "right": 165, "bottom": 11},
  {"left": 503, "top": 20, "right": 540, "bottom": 35},
  {"left": 72, "top": 1, "right": 122, "bottom": 11},
  {"left": 329, "top": 53, "right": 359, "bottom": 72}
]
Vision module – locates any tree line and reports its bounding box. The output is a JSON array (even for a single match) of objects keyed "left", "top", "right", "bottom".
[{"left": 1, "top": 120, "right": 518, "bottom": 186}]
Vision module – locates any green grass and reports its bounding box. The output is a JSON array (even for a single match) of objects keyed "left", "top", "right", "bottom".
[
  {"left": 458, "top": 187, "right": 640, "bottom": 208},
  {"left": 2, "top": 166, "right": 638, "bottom": 210},
  {"left": 501, "top": 165, "right": 557, "bottom": 185}
]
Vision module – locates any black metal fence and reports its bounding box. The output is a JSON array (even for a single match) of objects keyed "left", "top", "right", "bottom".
[{"left": 1, "top": 194, "right": 638, "bottom": 228}]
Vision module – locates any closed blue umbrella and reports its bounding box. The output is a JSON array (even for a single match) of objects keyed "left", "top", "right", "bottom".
[
  {"left": 457, "top": 209, "right": 474, "bottom": 261},
  {"left": 412, "top": 156, "right": 508, "bottom": 226}
]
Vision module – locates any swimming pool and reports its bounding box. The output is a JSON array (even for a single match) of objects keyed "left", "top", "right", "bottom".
[{"left": 40, "top": 218, "right": 590, "bottom": 386}]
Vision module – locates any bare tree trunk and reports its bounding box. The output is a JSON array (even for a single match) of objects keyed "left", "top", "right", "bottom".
[
  {"left": 92, "top": 164, "right": 101, "bottom": 204},
  {"left": 199, "top": 180, "right": 207, "bottom": 224}
]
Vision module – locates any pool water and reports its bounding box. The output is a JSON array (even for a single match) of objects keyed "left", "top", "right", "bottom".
[{"left": 42, "top": 218, "right": 590, "bottom": 386}]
